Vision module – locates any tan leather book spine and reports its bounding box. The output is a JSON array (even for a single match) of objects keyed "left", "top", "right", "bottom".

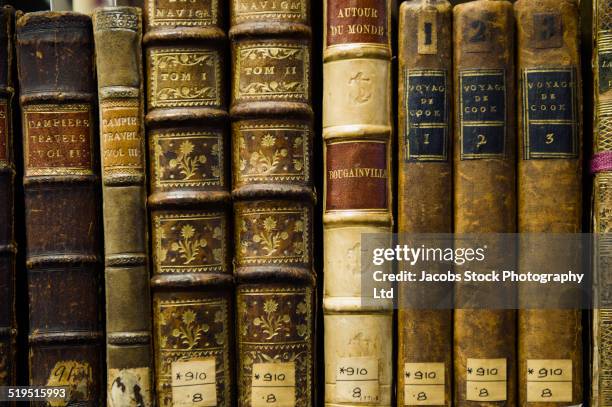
[
  {"left": 453, "top": 1, "right": 516, "bottom": 405},
  {"left": 93, "top": 7, "right": 153, "bottom": 406},
  {"left": 16, "top": 11, "right": 103, "bottom": 404},
  {"left": 229, "top": 0, "right": 316, "bottom": 405},
  {"left": 0, "top": 6, "right": 15, "bottom": 390},
  {"left": 323, "top": 0, "right": 393, "bottom": 405},
  {"left": 143, "top": 0, "right": 233, "bottom": 405},
  {"left": 593, "top": 1, "right": 612, "bottom": 406},
  {"left": 515, "top": 0, "right": 583, "bottom": 406},
  {"left": 397, "top": 1, "right": 452, "bottom": 406}
]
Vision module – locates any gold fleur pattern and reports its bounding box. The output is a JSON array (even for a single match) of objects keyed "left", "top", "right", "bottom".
[
  {"left": 152, "top": 131, "right": 224, "bottom": 188},
  {"left": 149, "top": 49, "right": 221, "bottom": 108},
  {"left": 234, "top": 122, "right": 310, "bottom": 185},
  {"left": 153, "top": 212, "right": 227, "bottom": 273},
  {"left": 235, "top": 202, "right": 310, "bottom": 265},
  {"left": 154, "top": 297, "right": 230, "bottom": 406},
  {"left": 237, "top": 286, "right": 313, "bottom": 406},
  {"left": 234, "top": 43, "right": 310, "bottom": 102}
]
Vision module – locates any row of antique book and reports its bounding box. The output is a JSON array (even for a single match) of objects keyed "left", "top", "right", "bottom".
[{"left": 0, "top": 0, "right": 607, "bottom": 407}]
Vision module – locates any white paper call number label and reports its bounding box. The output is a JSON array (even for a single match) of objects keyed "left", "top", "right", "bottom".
[
  {"left": 171, "top": 358, "right": 217, "bottom": 406},
  {"left": 526, "top": 359, "right": 572, "bottom": 402},
  {"left": 466, "top": 358, "right": 507, "bottom": 401},
  {"left": 403, "top": 362, "right": 445, "bottom": 405},
  {"left": 335, "top": 356, "right": 380, "bottom": 403},
  {"left": 251, "top": 362, "right": 296, "bottom": 407}
]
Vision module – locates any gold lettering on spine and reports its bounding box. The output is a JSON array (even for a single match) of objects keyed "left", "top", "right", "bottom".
[
  {"left": 149, "top": 49, "right": 220, "bottom": 108},
  {"left": 235, "top": 43, "right": 309, "bottom": 101},
  {"left": 149, "top": 0, "right": 217, "bottom": 26},
  {"left": 101, "top": 100, "right": 143, "bottom": 173},
  {"left": 235, "top": 0, "right": 307, "bottom": 22},
  {"left": 23, "top": 104, "right": 94, "bottom": 176}
]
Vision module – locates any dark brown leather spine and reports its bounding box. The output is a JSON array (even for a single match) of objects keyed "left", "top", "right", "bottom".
[
  {"left": 16, "top": 11, "right": 102, "bottom": 405},
  {"left": 0, "top": 5, "right": 15, "bottom": 390},
  {"left": 453, "top": 1, "right": 517, "bottom": 406},
  {"left": 93, "top": 7, "right": 154, "bottom": 406},
  {"left": 144, "top": 0, "right": 233, "bottom": 405},
  {"left": 515, "top": 0, "right": 583, "bottom": 405},
  {"left": 229, "top": 0, "right": 316, "bottom": 405},
  {"left": 398, "top": 1, "right": 452, "bottom": 406}
]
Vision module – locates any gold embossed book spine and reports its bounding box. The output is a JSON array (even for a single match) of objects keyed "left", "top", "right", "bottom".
[
  {"left": 323, "top": 0, "right": 393, "bottom": 405},
  {"left": 515, "top": 0, "right": 583, "bottom": 406},
  {"left": 144, "top": 0, "right": 233, "bottom": 405},
  {"left": 594, "top": 0, "right": 612, "bottom": 405},
  {"left": 229, "top": 0, "right": 316, "bottom": 404},
  {"left": 453, "top": 1, "right": 516, "bottom": 405},
  {"left": 93, "top": 7, "right": 153, "bottom": 406},
  {"left": 0, "top": 5, "right": 15, "bottom": 391},
  {"left": 398, "top": 1, "right": 452, "bottom": 406},
  {"left": 16, "top": 12, "right": 102, "bottom": 404}
]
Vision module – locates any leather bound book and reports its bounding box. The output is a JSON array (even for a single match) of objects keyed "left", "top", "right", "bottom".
[
  {"left": 323, "top": 0, "right": 393, "bottom": 405},
  {"left": 93, "top": 7, "right": 153, "bottom": 406},
  {"left": 397, "top": 1, "right": 452, "bottom": 406},
  {"left": 453, "top": 1, "right": 516, "bottom": 405},
  {"left": 229, "top": 0, "right": 316, "bottom": 404},
  {"left": 0, "top": 5, "right": 15, "bottom": 390},
  {"left": 515, "top": 0, "right": 583, "bottom": 405},
  {"left": 144, "top": 0, "right": 233, "bottom": 405},
  {"left": 16, "top": 11, "right": 102, "bottom": 404},
  {"left": 593, "top": 1, "right": 612, "bottom": 405}
]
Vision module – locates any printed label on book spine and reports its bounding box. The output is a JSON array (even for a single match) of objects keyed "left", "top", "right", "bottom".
[
  {"left": 0, "top": 101, "right": 8, "bottom": 164},
  {"left": 326, "top": 0, "right": 388, "bottom": 46},
  {"left": 335, "top": 356, "right": 380, "bottom": 404},
  {"left": 522, "top": 68, "right": 578, "bottom": 159},
  {"left": 45, "top": 360, "right": 93, "bottom": 405},
  {"left": 149, "top": 0, "right": 216, "bottom": 27},
  {"left": 526, "top": 359, "right": 572, "bottom": 402},
  {"left": 459, "top": 69, "right": 506, "bottom": 159},
  {"left": 234, "top": 43, "right": 309, "bottom": 102},
  {"left": 149, "top": 49, "right": 220, "bottom": 108},
  {"left": 532, "top": 12, "right": 563, "bottom": 49},
  {"left": 466, "top": 358, "right": 507, "bottom": 402},
  {"left": 234, "top": 0, "right": 307, "bottom": 22},
  {"left": 171, "top": 358, "right": 217, "bottom": 406},
  {"left": 326, "top": 140, "right": 388, "bottom": 210},
  {"left": 461, "top": 13, "right": 493, "bottom": 53},
  {"left": 101, "top": 100, "right": 143, "bottom": 173},
  {"left": 108, "top": 367, "right": 151, "bottom": 407},
  {"left": 600, "top": 50, "right": 612, "bottom": 94},
  {"left": 405, "top": 69, "right": 448, "bottom": 161},
  {"left": 403, "top": 362, "right": 445, "bottom": 406},
  {"left": 24, "top": 104, "right": 93, "bottom": 176},
  {"left": 417, "top": 9, "right": 437, "bottom": 55},
  {"left": 251, "top": 362, "right": 296, "bottom": 407}
]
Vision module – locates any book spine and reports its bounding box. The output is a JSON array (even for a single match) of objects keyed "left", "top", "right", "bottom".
[
  {"left": 143, "top": 0, "right": 233, "bottom": 405},
  {"left": 229, "top": 0, "right": 316, "bottom": 405},
  {"left": 397, "top": 1, "right": 452, "bottom": 406},
  {"left": 16, "top": 11, "right": 102, "bottom": 403},
  {"left": 453, "top": 1, "right": 516, "bottom": 405},
  {"left": 323, "top": 0, "right": 393, "bottom": 404},
  {"left": 0, "top": 5, "right": 15, "bottom": 389},
  {"left": 92, "top": 7, "right": 153, "bottom": 406},
  {"left": 515, "top": 0, "right": 583, "bottom": 405},
  {"left": 593, "top": 1, "right": 612, "bottom": 406}
]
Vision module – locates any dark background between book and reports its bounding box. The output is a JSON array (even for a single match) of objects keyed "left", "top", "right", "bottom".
[{"left": 0, "top": 0, "right": 595, "bottom": 405}]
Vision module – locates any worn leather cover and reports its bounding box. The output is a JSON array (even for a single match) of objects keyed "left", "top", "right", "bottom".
[
  {"left": 453, "top": 1, "right": 517, "bottom": 406},
  {"left": 515, "top": 0, "right": 584, "bottom": 406},
  {"left": 323, "top": 0, "right": 393, "bottom": 405},
  {"left": 16, "top": 11, "right": 102, "bottom": 405},
  {"left": 593, "top": 1, "right": 612, "bottom": 405},
  {"left": 144, "top": 0, "right": 233, "bottom": 405},
  {"left": 229, "top": 0, "right": 316, "bottom": 404},
  {"left": 397, "top": 1, "right": 452, "bottom": 406},
  {"left": 93, "top": 7, "right": 153, "bottom": 406},
  {"left": 0, "top": 5, "right": 15, "bottom": 391}
]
